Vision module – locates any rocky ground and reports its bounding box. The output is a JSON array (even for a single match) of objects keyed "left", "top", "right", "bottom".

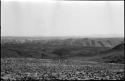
[{"left": 1, "top": 58, "right": 124, "bottom": 81}]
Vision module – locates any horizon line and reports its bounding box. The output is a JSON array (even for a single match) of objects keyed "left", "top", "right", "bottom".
[{"left": 1, "top": 35, "right": 124, "bottom": 38}]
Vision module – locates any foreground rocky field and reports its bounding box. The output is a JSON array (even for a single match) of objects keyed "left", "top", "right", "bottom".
[{"left": 1, "top": 58, "right": 124, "bottom": 81}]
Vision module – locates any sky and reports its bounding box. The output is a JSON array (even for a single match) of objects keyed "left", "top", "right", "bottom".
[{"left": 1, "top": 0, "right": 124, "bottom": 37}]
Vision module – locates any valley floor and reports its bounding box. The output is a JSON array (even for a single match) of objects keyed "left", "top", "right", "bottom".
[{"left": 1, "top": 58, "right": 125, "bottom": 81}]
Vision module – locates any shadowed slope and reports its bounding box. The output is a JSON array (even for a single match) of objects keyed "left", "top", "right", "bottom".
[{"left": 94, "top": 43, "right": 124, "bottom": 64}]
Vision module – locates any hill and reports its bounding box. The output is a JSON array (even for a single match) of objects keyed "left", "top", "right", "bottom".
[
  {"left": 1, "top": 37, "right": 124, "bottom": 64},
  {"left": 92, "top": 43, "right": 124, "bottom": 64},
  {"left": 1, "top": 37, "right": 123, "bottom": 47}
]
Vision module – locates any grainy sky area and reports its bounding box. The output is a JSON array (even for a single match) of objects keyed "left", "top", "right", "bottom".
[{"left": 1, "top": 0, "right": 124, "bottom": 37}]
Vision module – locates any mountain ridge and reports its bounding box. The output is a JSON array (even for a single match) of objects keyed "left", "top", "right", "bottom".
[{"left": 1, "top": 37, "right": 124, "bottom": 64}]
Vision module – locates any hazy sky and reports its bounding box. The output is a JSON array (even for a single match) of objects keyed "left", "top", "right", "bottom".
[{"left": 1, "top": 0, "right": 124, "bottom": 37}]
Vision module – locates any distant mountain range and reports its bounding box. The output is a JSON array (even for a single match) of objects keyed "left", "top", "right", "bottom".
[
  {"left": 1, "top": 37, "right": 124, "bottom": 64},
  {"left": 1, "top": 37, "right": 124, "bottom": 47}
]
